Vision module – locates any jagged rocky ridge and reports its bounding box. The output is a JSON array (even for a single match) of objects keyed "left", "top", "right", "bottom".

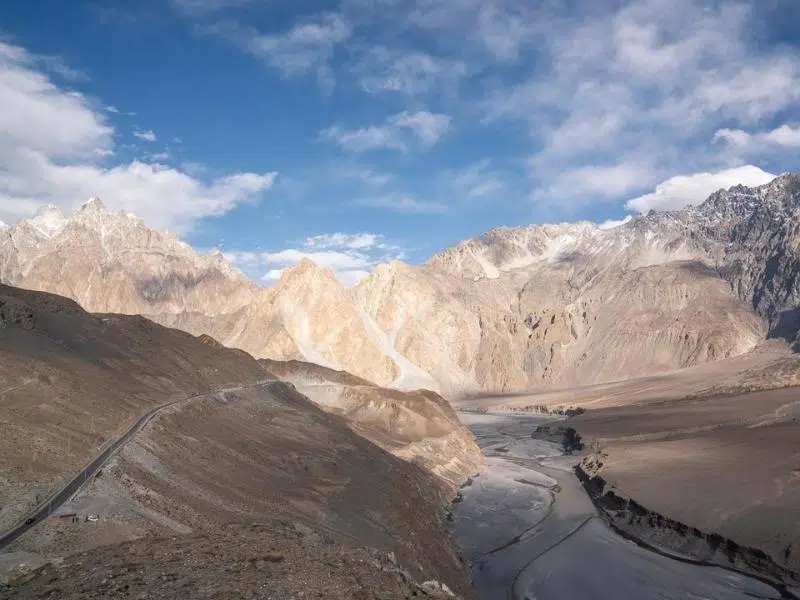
[{"left": 1, "top": 176, "right": 799, "bottom": 395}]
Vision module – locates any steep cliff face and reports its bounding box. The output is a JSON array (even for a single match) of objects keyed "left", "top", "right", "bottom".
[
  {"left": 706, "top": 175, "right": 800, "bottom": 343},
  {"left": 1, "top": 176, "right": 798, "bottom": 395}
]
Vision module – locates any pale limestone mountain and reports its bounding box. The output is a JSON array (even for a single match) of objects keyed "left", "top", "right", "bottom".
[
  {"left": 1, "top": 175, "right": 798, "bottom": 396},
  {"left": 0, "top": 198, "right": 258, "bottom": 316}
]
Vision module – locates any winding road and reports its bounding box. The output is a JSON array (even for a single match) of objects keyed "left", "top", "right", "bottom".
[
  {"left": 0, "top": 380, "right": 276, "bottom": 550},
  {"left": 449, "top": 411, "right": 793, "bottom": 600}
]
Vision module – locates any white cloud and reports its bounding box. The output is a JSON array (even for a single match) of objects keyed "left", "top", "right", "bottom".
[
  {"left": 225, "top": 231, "right": 403, "bottom": 286},
  {"left": 0, "top": 219, "right": 8, "bottom": 230},
  {"left": 714, "top": 124, "right": 800, "bottom": 150},
  {"left": 134, "top": 129, "right": 157, "bottom": 142},
  {"left": 597, "top": 215, "right": 632, "bottom": 230},
  {"left": 320, "top": 110, "right": 451, "bottom": 152},
  {"left": 354, "top": 193, "right": 447, "bottom": 214},
  {"left": 320, "top": 124, "right": 409, "bottom": 153},
  {"left": 625, "top": 165, "right": 777, "bottom": 214},
  {"left": 484, "top": 0, "right": 800, "bottom": 208},
  {"left": 0, "top": 41, "right": 276, "bottom": 233}
]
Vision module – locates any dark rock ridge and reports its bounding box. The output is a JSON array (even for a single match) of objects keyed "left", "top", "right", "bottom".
[{"left": 575, "top": 455, "right": 800, "bottom": 587}]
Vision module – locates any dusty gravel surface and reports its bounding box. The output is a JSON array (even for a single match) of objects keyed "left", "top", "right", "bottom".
[{"left": 2, "top": 520, "right": 460, "bottom": 600}]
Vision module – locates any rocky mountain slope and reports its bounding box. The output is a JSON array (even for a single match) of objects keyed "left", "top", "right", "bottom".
[
  {"left": 0, "top": 284, "right": 475, "bottom": 598},
  {"left": 259, "top": 358, "right": 485, "bottom": 489},
  {"left": 2, "top": 175, "right": 798, "bottom": 395},
  {"left": 0, "top": 283, "right": 266, "bottom": 532}
]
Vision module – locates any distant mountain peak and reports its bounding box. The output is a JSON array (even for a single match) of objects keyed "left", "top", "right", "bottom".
[
  {"left": 277, "top": 257, "right": 339, "bottom": 287},
  {"left": 28, "top": 204, "right": 68, "bottom": 238},
  {"left": 79, "top": 196, "right": 107, "bottom": 213}
]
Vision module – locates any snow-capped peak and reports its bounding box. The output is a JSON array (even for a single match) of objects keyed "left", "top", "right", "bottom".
[{"left": 0, "top": 220, "right": 8, "bottom": 230}]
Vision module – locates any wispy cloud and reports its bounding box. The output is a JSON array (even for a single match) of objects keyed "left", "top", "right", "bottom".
[
  {"left": 37, "top": 54, "right": 90, "bottom": 82},
  {"left": 404, "top": 0, "right": 543, "bottom": 62},
  {"left": 320, "top": 110, "right": 452, "bottom": 153},
  {"left": 438, "top": 159, "right": 507, "bottom": 200},
  {"left": 354, "top": 193, "right": 448, "bottom": 214},
  {"left": 225, "top": 231, "right": 404, "bottom": 286},
  {"left": 355, "top": 46, "right": 467, "bottom": 96},
  {"left": 133, "top": 129, "right": 157, "bottom": 142},
  {"left": 203, "top": 13, "right": 351, "bottom": 89},
  {"left": 171, "top": 0, "right": 252, "bottom": 14},
  {"left": 105, "top": 105, "right": 136, "bottom": 116}
]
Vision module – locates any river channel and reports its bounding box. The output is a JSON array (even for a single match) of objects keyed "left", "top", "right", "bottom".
[{"left": 448, "top": 411, "right": 793, "bottom": 600}]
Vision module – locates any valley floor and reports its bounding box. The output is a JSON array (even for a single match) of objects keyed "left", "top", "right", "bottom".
[{"left": 449, "top": 412, "right": 796, "bottom": 600}]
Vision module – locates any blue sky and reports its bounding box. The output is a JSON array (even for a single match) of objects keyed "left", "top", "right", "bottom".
[{"left": 1, "top": 0, "right": 799, "bottom": 284}]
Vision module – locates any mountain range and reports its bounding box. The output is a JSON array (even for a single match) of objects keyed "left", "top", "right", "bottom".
[{"left": 2, "top": 174, "right": 799, "bottom": 396}]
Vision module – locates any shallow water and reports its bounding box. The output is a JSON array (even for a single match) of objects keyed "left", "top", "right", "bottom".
[{"left": 450, "top": 412, "right": 787, "bottom": 600}]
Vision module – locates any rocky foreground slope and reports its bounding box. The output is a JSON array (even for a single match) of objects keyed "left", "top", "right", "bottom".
[
  {"left": 0, "top": 284, "right": 479, "bottom": 598},
  {"left": 2, "top": 175, "right": 799, "bottom": 395}
]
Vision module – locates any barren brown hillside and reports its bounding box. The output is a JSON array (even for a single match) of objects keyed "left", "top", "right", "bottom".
[
  {"left": 259, "top": 358, "right": 485, "bottom": 489},
  {"left": 0, "top": 283, "right": 267, "bottom": 530},
  {"left": 0, "top": 284, "right": 475, "bottom": 599}
]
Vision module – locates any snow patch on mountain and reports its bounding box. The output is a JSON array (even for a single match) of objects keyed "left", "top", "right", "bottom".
[{"left": 28, "top": 205, "right": 68, "bottom": 238}]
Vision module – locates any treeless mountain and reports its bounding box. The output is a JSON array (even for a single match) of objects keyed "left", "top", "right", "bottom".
[
  {"left": 2, "top": 176, "right": 798, "bottom": 395},
  {"left": 0, "top": 284, "right": 475, "bottom": 598},
  {"left": 0, "top": 283, "right": 266, "bottom": 532}
]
